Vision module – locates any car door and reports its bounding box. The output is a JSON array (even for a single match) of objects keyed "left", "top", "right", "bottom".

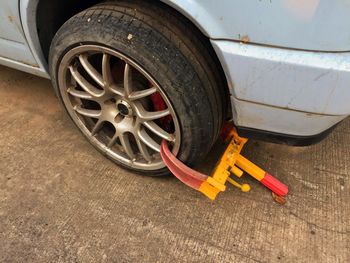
[{"left": 0, "top": 0, "right": 37, "bottom": 66}]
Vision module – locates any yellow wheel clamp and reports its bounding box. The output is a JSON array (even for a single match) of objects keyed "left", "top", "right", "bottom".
[{"left": 160, "top": 125, "right": 288, "bottom": 201}]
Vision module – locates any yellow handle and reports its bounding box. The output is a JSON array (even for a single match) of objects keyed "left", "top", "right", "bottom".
[
  {"left": 236, "top": 155, "right": 266, "bottom": 181},
  {"left": 227, "top": 177, "right": 251, "bottom": 192}
]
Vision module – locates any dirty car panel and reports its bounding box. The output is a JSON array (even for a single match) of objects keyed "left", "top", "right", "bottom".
[
  {"left": 0, "top": 0, "right": 38, "bottom": 66},
  {"left": 212, "top": 40, "right": 350, "bottom": 136}
]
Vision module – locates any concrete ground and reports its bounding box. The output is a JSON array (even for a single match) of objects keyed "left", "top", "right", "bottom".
[{"left": 0, "top": 65, "right": 349, "bottom": 263}]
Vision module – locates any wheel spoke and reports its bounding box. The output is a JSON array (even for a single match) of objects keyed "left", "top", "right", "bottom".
[
  {"left": 74, "top": 105, "right": 101, "bottom": 118},
  {"left": 91, "top": 120, "right": 104, "bottom": 135},
  {"left": 134, "top": 102, "right": 171, "bottom": 121},
  {"left": 68, "top": 86, "right": 94, "bottom": 100},
  {"left": 69, "top": 66, "right": 104, "bottom": 97},
  {"left": 102, "top": 54, "right": 125, "bottom": 96},
  {"left": 137, "top": 128, "right": 161, "bottom": 152},
  {"left": 107, "top": 134, "right": 119, "bottom": 148},
  {"left": 129, "top": 87, "right": 157, "bottom": 101},
  {"left": 141, "top": 110, "right": 170, "bottom": 121},
  {"left": 124, "top": 63, "right": 132, "bottom": 96},
  {"left": 102, "top": 53, "right": 113, "bottom": 86},
  {"left": 143, "top": 121, "right": 175, "bottom": 142},
  {"left": 119, "top": 133, "right": 135, "bottom": 160},
  {"left": 136, "top": 139, "right": 152, "bottom": 162},
  {"left": 110, "top": 84, "right": 124, "bottom": 97},
  {"left": 79, "top": 54, "right": 104, "bottom": 87}
]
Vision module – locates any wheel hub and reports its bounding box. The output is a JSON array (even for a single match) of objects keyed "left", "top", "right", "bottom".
[{"left": 116, "top": 99, "right": 133, "bottom": 117}]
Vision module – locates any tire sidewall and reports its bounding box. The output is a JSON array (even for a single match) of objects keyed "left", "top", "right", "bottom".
[{"left": 49, "top": 7, "right": 216, "bottom": 174}]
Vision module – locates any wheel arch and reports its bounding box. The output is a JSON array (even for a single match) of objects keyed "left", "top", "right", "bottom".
[
  {"left": 21, "top": 0, "right": 222, "bottom": 72},
  {"left": 21, "top": 0, "right": 231, "bottom": 119}
]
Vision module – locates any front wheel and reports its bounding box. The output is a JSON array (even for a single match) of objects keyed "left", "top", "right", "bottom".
[{"left": 49, "top": 1, "right": 226, "bottom": 175}]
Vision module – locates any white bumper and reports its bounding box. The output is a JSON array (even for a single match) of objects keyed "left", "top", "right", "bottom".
[{"left": 212, "top": 40, "right": 350, "bottom": 136}]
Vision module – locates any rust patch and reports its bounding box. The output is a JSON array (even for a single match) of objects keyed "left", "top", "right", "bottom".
[
  {"left": 8, "top": 16, "right": 13, "bottom": 23},
  {"left": 240, "top": 35, "right": 250, "bottom": 44}
]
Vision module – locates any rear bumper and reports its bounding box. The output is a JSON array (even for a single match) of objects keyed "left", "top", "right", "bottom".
[{"left": 212, "top": 40, "right": 350, "bottom": 137}]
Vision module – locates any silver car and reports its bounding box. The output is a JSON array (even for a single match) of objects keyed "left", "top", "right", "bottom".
[{"left": 1, "top": 0, "right": 349, "bottom": 175}]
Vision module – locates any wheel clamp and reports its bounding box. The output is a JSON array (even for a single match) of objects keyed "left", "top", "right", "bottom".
[{"left": 160, "top": 127, "right": 288, "bottom": 201}]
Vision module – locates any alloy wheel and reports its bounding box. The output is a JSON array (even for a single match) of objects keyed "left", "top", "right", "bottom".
[{"left": 57, "top": 45, "right": 181, "bottom": 170}]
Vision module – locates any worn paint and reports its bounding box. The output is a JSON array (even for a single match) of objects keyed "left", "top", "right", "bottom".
[{"left": 240, "top": 35, "right": 250, "bottom": 44}]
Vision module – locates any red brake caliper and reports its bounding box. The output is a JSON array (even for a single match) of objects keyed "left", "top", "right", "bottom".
[{"left": 150, "top": 92, "right": 173, "bottom": 132}]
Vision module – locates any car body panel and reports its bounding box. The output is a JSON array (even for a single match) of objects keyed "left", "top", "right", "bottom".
[
  {"left": 0, "top": 0, "right": 48, "bottom": 77},
  {"left": 20, "top": 0, "right": 47, "bottom": 72},
  {"left": 231, "top": 97, "right": 346, "bottom": 136},
  {"left": 212, "top": 40, "right": 350, "bottom": 116},
  {"left": 162, "top": 0, "right": 350, "bottom": 52},
  {"left": 212, "top": 40, "right": 350, "bottom": 135},
  {"left": 0, "top": 0, "right": 38, "bottom": 66},
  {"left": 0, "top": 0, "right": 24, "bottom": 42}
]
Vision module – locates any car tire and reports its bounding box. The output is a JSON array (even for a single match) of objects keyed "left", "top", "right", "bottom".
[{"left": 49, "top": 0, "right": 227, "bottom": 176}]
